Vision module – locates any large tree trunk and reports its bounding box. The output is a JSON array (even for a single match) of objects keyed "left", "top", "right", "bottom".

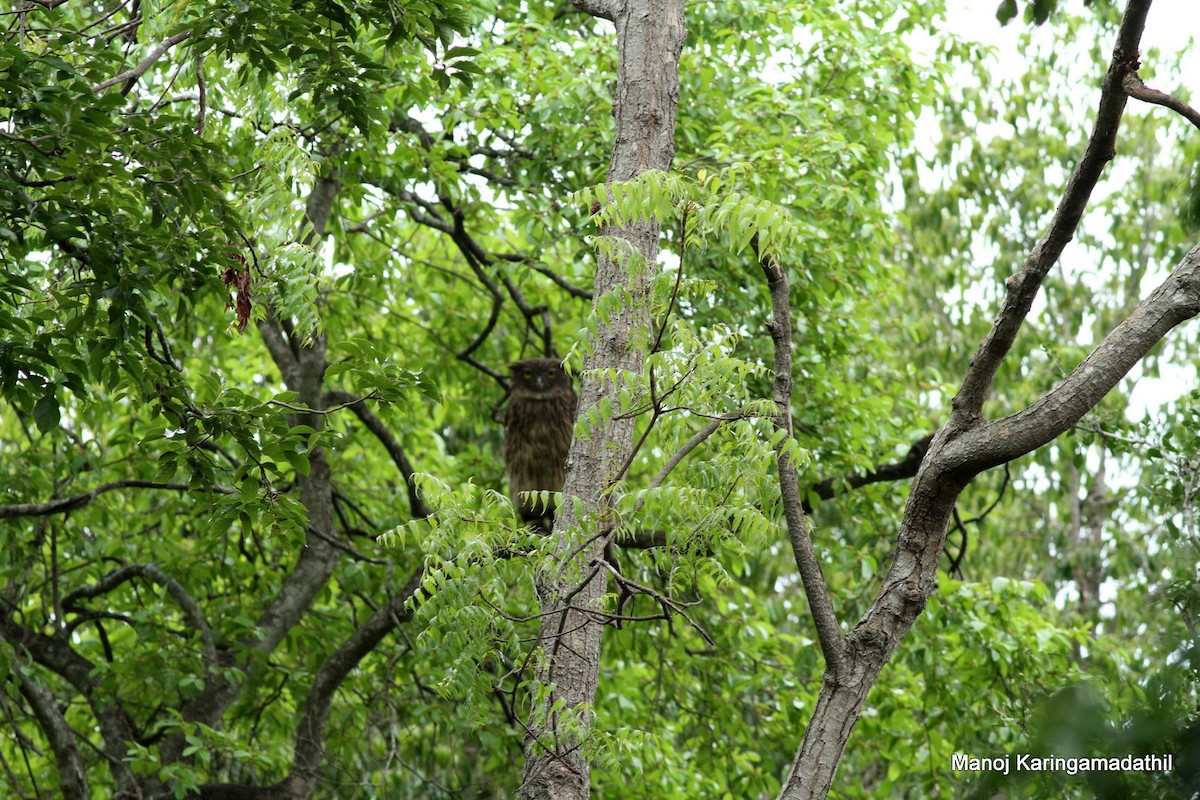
[{"left": 516, "top": 2, "right": 686, "bottom": 799}]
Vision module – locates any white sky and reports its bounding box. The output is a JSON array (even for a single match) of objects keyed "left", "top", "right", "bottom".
[
  {"left": 948, "top": 0, "right": 1198, "bottom": 79},
  {"left": 1142, "top": 0, "right": 1200, "bottom": 66}
]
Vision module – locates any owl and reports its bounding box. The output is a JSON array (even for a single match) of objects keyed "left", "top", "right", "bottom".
[{"left": 504, "top": 358, "right": 577, "bottom": 532}]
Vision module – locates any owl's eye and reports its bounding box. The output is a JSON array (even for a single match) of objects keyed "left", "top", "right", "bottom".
[{"left": 523, "top": 371, "right": 534, "bottom": 379}]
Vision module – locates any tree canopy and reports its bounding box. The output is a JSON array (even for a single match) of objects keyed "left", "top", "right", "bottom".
[{"left": 1, "top": 0, "right": 1198, "bottom": 798}]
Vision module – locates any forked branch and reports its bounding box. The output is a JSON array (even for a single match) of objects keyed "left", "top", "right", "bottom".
[{"left": 951, "top": 0, "right": 1152, "bottom": 425}]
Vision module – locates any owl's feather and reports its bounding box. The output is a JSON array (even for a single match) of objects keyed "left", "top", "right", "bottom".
[{"left": 504, "top": 358, "right": 577, "bottom": 532}]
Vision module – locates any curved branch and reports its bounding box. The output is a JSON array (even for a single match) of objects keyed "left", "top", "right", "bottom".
[
  {"left": 488, "top": 254, "right": 593, "bottom": 300},
  {"left": 1123, "top": 73, "right": 1200, "bottom": 131},
  {"left": 441, "top": 193, "right": 555, "bottom": 357},
  {"left": 645, "top": 417, "right": 725, "bottom": 493},
  {"left": 945, "top": 505, "right": 969, "bottom": 578},
  {"left": 61, "top": 564, "right": 217, "bottom": 662},
  {"left": 91, "top": 30, "right": 192, "bottom": 94},
  {"left": 756, "top": 240, "right": 846, "bottom": 670},
  {"left": 282, "top": 571, "right": 422, "bottom": 795},
  {"left": 801, "top": 433, "right": 933, "bottom": 513},
  {"left": 0, "top": 480, "right": 232, "bottom": 520},
  {"left": 324, "top": 390, "right": 431, "bottom": 519}
]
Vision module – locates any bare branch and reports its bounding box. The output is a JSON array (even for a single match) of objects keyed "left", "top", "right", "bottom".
[
  {"left": 949, "top": 242, "right": 1200, "bottom": 473},
  {"left": 91, "top": 30, "right": 192, "bottom": 94},
  {"left": 756, "top": 239, "right": 847, "bottom": 670},
  {"left": 194, "top": 55, "right": 206, "bottom": 133},
  {"left": 1123, "top": 72, "right": 1200, "bottom": 131},
  {"left": 0, "top": 480, "right": 232, "bottom": 520},
  {"left": 61, "top": 564, "right": 217, "bottom": 662},
  {"left": 325, "top": 390, "right": 432, "bottom": 519},
  {"left": 802, "top": 434, "right": 933, "bottom": 513},
  {"left": 645, "top": 417, "right": 725, "bottom": 492},
  {"left": 492, "top": 252, "right": 593, "bottom": 300},
  {"left": 529, "top": 262, "right": 593, "bottom": 300}
]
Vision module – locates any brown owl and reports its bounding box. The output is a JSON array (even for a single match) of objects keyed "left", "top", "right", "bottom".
[{"left": 504, "top": 358, "right": 577, "bottom": 532}]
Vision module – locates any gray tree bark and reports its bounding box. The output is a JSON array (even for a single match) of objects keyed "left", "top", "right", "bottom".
[{"left": 516, "top": 2, "right": 686, "bottom": 799}]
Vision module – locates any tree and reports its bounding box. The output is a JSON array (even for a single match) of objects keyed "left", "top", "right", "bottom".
[
  {"left": 770, "top": 1, "right": 1200, "bottom": 794},
  {"left": 2, "top": 0, "right": 1198, "bottom": 799}
]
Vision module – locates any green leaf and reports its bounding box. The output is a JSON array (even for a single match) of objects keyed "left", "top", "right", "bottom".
[
  {"left": 996, "top": 0, "right": 1018, "bottom": 25},
  {"left": 32, "top": 388, "right": 59, "bottom": 434}
]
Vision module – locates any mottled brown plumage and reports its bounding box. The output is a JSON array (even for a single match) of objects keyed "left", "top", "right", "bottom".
[{"left": 504, "top": 358, "right": 577, "bottom": 532}]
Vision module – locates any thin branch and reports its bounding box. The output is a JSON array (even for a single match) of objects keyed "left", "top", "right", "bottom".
[
  {"left": 755, "top": 238, "right": 846, "bottom": 669},
  {"left": 596, "top": 558, "right": 713, "bottom": 645},
  {"left": 443, "top": 192, "right": 554, "bottom": 354},
  {"left": 646, "top": 418, "right": 725, "bottom": 492},
  {"left": 945, "top": 506, "right": 968, "bottom": 578},
  {"left": 91, "top": 29, "right": 191, "bottom": 94},
  {"left": 144, "top": 311, "right": 181, "bottom": 372},
  {"left": 0, "top": 480, "right": 232, "bottom": 519},
  {"left": 492, "top": 249, "right": 594, "bottom": 299},
  {"left": 61, "top": 564, "right": 217, "bottom": 662},
  {"left": 528, "top": 262, "right": 593, "bottom": 300},
  {"left": 325, "top": 390, "right": 431, "bottom": 519},
  {"left": 1123, "top": 73, "right": 1200, "bottom": 131},
  {"left": 267, "top": 391, "right": 378, "bottom": 416},
  {"left": 801, "top": 433, "right": 933, "bottom": 513},
  {"left": 194, "top": 55, "right": 206, "bottom": 133},
  {"left": 73, "top": 0, "right": 135, "bottom": 37},
  {"left": 959, "top": 462, "right": 1011, "bottom": 526}
]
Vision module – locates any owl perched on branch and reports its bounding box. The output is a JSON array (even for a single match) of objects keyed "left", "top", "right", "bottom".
[{"left": 504, "top": 358, "right": 577, "bottom": 532}]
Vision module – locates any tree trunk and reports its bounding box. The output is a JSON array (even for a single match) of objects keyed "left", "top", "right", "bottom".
[
  {"left": 516, "top": 2, "right": 685, "bottom": 798},
  {"left": 777, "top": 458, "right": 967, "bottom": 799}
]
